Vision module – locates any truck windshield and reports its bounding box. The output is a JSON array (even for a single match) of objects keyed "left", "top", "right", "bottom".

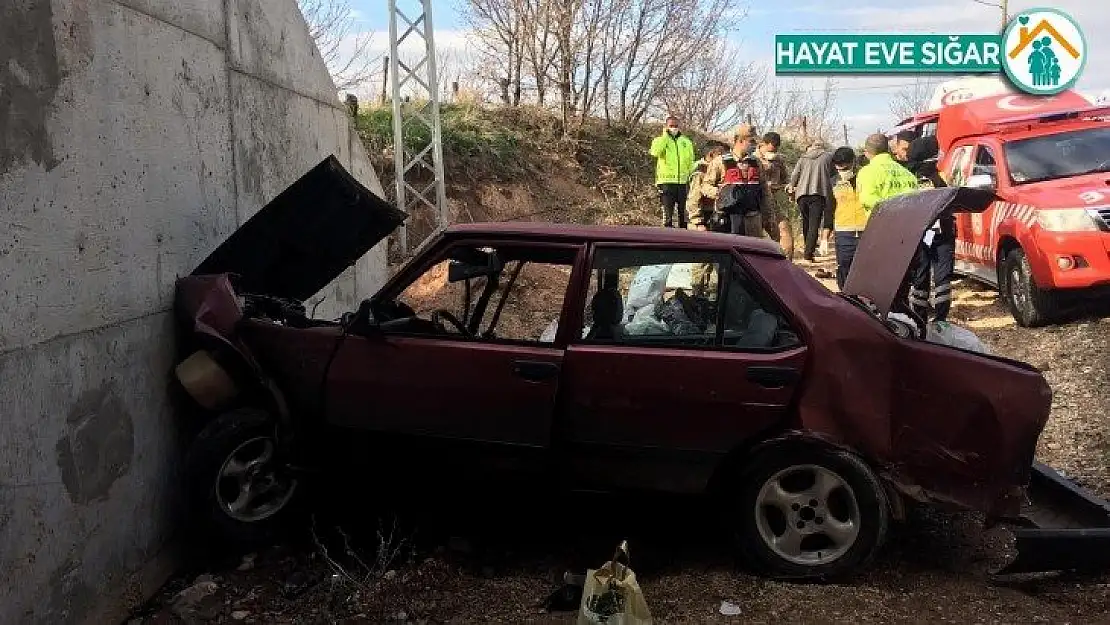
[{"left": 1005, "top": 126, "right": 1110, "bottom": 184}]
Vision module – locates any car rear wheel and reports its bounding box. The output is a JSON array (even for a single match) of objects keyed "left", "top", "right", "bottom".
[
  {"left": 735, "top": 445, "right": 889, "bottom": 579},
  {"left": 185, "top": 409, "right": 302, "bottom": 546},
  {"left": 1002, "top": 248, "right": 1060, "bottom": 328}
]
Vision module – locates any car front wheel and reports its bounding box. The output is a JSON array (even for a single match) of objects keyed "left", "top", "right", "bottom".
[
  {"left": 736, "top": 445, "right": 889, "bottom": 579},
  {"left": 185, "top": 409, "right": 302, "bottom": 546},
  {"left": 1002, "top": 247, "right": 1060, "bottom": 328}
]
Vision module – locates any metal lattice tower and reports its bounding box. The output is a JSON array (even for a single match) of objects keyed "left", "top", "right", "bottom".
[{"left": 387, "top": 0, "right": 448, "bottom": 256}]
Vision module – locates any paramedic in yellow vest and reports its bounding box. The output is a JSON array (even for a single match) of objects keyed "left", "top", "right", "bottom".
[
  {"left": 649, "top": 115, "right": 697, "bottom": 228},
  {"left": 830, "top": 147, "right": 869, "bottom": 290},
  {"left": 856, "top": 133, "right": 919, "bottom": 213},
  {"left": 856, "top": 133, "right": 922, "bottom": 313}
]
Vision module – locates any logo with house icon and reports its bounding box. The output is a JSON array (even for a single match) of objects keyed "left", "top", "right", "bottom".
[{"left": 1001, "top": 9, "right": 1087, "bottom": 95}]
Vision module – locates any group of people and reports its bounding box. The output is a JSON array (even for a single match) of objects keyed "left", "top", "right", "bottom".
[{"left": 649, "top": 116, "right": 955, "bottom": 325}]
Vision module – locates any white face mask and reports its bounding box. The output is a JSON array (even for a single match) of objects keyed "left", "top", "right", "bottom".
[{"left": 667, "top": 127, "right": 680, "bottom": 136}]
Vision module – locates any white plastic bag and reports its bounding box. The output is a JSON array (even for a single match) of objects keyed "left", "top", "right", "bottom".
[
  {"left": 664, "top": 263, "right": 694, "bottom": 291},
  {"left": 926, "top": 321, "right": 990, "bottom": 354},
  {"left": 624, "top": 304, "right": 669, "bottom": 336},
  {"left": 624, "top": 264, "right": 672, "bottom": 321},
  {"left": 540, "top": 318, "right": 560, "bottom": 343}
]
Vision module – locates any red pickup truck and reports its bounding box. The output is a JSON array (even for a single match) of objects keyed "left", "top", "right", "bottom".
[{"left": 895, "top": 91, "right": 1110, "bottom": 326}]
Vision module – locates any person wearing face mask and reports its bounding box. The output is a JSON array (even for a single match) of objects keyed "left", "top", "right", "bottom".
[
  {"left": 892, "top": 130, "right": 916, "bottom": 164},
  {"left": 705, "top": 124, "right": 763, "bottom": 216},
  {"left": 649, "top": 115, "right": 697, "bottom": 228},
  {"left": 686, "top": 141, "right": 729, "bottom": 231},
  {"left": 829, "top": 146, "right": 869, "bottom": 289},
  {"left": 789, "top": 138, "right": 836, "bottom": 263},
  {"left": 755, "top": 132, "right": 794, "bottom": 260}
]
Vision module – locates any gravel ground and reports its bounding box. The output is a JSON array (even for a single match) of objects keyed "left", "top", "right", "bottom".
[{"left": 132, "top": 255, "right": 1110, "bottom": 625}]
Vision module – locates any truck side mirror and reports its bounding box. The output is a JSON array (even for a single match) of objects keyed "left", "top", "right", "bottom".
[{"left": 966, "top": 173, "right": 996, "bottom": 190}]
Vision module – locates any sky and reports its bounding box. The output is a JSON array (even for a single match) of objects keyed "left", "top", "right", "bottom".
[{"left": 347, "top": 0, "right": 1108, "bottom": 145}]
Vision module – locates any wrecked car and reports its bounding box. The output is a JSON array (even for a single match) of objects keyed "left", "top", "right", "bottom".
[{"left": 174, "top": 156, "right": 1094, "bottom": 579}]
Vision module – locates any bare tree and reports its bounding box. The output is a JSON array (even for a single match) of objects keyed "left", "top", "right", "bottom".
[
  {"left": 749, "top": 78, "right": 842, "bottom": 144},
  {"left": 520, "top": 0, "right": 558, "bottom": 106},
  {"left": 461, "top": 0, "right": 736, "bottom": 130},
  {"left": 462, "top": 0, "right": 527, "bottom": 105},
  {"left": 298, "top": 0, "right": 378, "bottom": 91},
  {"left": 889, "top": 78, "right": 940, "bottom": 121},
  {"left": 596, "top": 0, "right": 733, "bottom": 128},
  {"left": 659, "top": 40, "right": 760, "bottom": 132}
]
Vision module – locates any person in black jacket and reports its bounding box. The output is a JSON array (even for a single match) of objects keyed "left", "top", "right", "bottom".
[{"left": 905, "top": 135, "right": 955, "bottom": 323}]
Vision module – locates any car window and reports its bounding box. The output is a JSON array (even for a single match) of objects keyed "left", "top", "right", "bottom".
[
  {"left": 579, "top": 248, "right": 724, "bottom": 347},
  {"left": 972, "top": 145, "right": 997, "bottom": 178},
  {"left": 475, "top": 260, "right": 573, "bottom": 343},
  {"left": 388, "top": 244, "right": 576, "bottom": 343},
  {"left": 720, "top": 261, "right": 801, "bottom": 350},
  {"left": 578, "top": 249, "right": 800, "bottom": 351},
  {"left": 947, "top": 145, "right": 974, "bottom": 187},
  {"left": 1004, "top": 126, "right": 1110, "bottom": 184}
]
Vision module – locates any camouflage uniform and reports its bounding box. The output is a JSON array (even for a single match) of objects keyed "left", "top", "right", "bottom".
[{"left": 757, "top": 149, "right": 790, "bottom": 237}]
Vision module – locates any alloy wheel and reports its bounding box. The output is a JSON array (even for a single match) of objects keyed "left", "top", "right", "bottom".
[
  {"left": 753, "top": 464, "right": 861, "bottom": 566},
  {"left": 215, "top": 437, "right": 298, "bottom": 523}
]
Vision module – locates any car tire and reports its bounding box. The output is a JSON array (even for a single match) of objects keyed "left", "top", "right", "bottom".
[
  {"left": 734, "top": 445, "right": 889, "bottom": 580},
  {"left": 1002, "top": 248, "right": 1059, "bottom": 328},
  {"left": 184, "top": 409, "right": 303, "bottom": 547}
]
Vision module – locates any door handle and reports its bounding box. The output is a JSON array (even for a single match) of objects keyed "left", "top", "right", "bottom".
[
  {"left": 512, "top": 360, "right": 561, "bottom": 382},
  {"left": 746, "top": 366, "right": 800, "bottom": 389}
]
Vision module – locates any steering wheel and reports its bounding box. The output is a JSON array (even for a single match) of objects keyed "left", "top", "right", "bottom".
[{"left": 431, "top": 310, "right": 471, "bottom": 336}]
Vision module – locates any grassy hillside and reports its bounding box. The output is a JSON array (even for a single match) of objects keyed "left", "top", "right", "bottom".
[{"left": 355, "top": 104, "right": 806, "bottom": 255}]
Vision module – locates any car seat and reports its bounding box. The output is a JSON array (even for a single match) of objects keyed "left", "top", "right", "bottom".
[
  {"left": 740, "top": 309, "right": 779, "bottom": 348},
  {"left": 586, "top": 288, "right": 624, "bottom": 341}
]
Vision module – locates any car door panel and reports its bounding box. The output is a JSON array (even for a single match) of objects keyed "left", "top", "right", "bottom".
[
  {"left": 327, "top": 335, "right": 563, "bottom": 447},
  {"left": 557, "top": 345, "right": 807, "bottom": 493},
  {"left": 561, "top": 344, "right": 805, "bottom": 450},
  {"left": 552, "top": 247, "right": 809, "bottom": 494}
]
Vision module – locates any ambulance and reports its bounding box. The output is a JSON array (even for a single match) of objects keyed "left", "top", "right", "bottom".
[{"left": 889, "top": 78, "right": 1110, "bottom": 327}]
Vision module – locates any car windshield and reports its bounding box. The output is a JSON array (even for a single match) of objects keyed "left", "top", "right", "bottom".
[{"left": 1004, "top": 126, "right": 1110, "bottom": 185}]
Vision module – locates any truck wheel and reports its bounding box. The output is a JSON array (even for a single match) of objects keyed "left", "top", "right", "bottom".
[
  {"left": 1002, "top": 248, "right": 1059, "bottom": 328},
  {"left": 184, "top": 409, "right": 302, "bottom": 546},
  {"left": 735, "top": 446, "right": 889, "bottom": 580}
]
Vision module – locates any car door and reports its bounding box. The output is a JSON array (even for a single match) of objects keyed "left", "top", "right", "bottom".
[
  {"left": 555, "top": 245, "right": 808, "bottom": 494},
  {"left": 947, "top": 143, "right": 984, "bottom": 274},
  {"left": 325, "top": 240, "right": 583, "bottom": 470}
]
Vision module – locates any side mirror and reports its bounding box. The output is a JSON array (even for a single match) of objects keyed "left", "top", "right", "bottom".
[
  {"left": 344, "top": 299, "right": 380, "bottom": 336},
  {"left": 966, "top": 173, "right": 996, "bottom": 190},
  {"left": 447, "top": 252, "right": 503, "bottom": 283}
]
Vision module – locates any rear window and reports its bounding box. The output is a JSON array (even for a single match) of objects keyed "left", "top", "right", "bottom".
[{"left": 1004, "top": 126, "right": 1110, "bottom": 184}]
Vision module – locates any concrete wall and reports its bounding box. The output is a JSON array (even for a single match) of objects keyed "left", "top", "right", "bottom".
[{"left": 0, "top": 1, "right": 388, "bottom": 622}]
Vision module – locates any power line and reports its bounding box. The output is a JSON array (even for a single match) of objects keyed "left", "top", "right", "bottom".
[{"left": 772, "top": 81, "right": 935, "bottom": 94}]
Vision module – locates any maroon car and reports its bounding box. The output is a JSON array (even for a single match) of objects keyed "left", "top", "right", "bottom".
[{"left": 174, "top": 156, "right": 1054, "bottom": 579}]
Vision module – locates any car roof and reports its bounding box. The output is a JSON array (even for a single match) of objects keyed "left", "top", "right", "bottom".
[{"left": 443, "top": 222, "right": 786, "bottom": 256}]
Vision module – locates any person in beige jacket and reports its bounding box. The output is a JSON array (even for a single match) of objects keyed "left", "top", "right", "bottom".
[
  {"left": 685, "top": 142, "right": 728, "bottom": 230},
  {"left": 756, "top": 132, "right": 794, "bottom": 259}
]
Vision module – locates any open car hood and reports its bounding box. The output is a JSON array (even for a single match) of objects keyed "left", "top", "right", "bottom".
[
  {"left": 191, "top": 155, "right": 407, "bottom": 301},
  {"left": 842, "top": 187, "right": 996, "bottom": 317}
]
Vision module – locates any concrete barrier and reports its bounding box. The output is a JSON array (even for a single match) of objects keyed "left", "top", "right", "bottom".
[{"left": 0, "top": 1, "right": 388, "bottom": 621}]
